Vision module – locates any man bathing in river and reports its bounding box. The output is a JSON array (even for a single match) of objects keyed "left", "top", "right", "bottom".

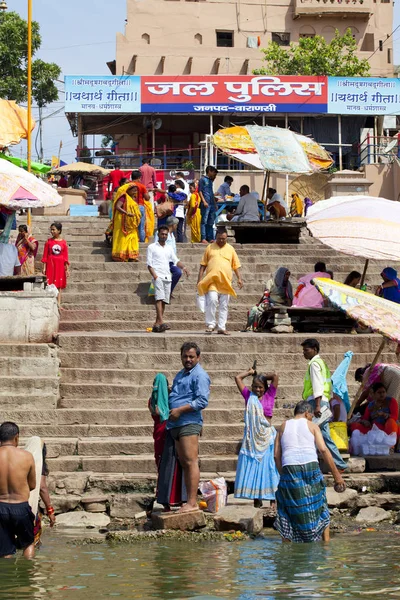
[
  {"left": 166, "top": 342, "right": 210, "bottom": 513},
  {"left": 0, "top": 422, "right": 36, "bottom": 559},
  {"left": 274, "top": 401, "right": 346, "bottom": 543}
]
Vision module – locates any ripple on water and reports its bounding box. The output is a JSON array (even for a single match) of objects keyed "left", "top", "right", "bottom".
[{"left": 0, "top": 531, "right": 398, "bottom": 599}]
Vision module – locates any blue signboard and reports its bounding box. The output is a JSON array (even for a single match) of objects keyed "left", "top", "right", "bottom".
[
  {"left": 64, "top": 76, "right": 141, "bottom": 113},
  {"left": 328, "top": 77, "right": 400, "bottom": 115}
]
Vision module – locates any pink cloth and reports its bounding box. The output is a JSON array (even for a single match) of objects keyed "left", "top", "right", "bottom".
[
  {"left": 241, "top": 385, "right": 277, "bottom": 418},
  {"left": 292, "top": 271, "right": 331, "bottom": 308}
]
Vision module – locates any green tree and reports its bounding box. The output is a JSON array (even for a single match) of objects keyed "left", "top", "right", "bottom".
[
  {"left": 254, "top": 29, "right": 370, "bottom": 77},
  {"left": 0, "top": 11, "right": 61, "bottom": 106}
]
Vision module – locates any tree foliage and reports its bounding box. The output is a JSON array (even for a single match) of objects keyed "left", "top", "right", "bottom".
[
  {"left": 0, "top": 11, "right": 61, "bottom": 106},
  {"left": 253, "top": 29, "right": 370, "bottom": 77}
]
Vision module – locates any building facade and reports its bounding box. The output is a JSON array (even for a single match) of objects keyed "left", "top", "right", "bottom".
[{"left": 115, "top": 0, "right": 394, "bottom": 78}]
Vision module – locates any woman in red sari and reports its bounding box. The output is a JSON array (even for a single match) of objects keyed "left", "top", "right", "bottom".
[
  {"left": 15, "top": 225, "right": 39, "bottom": 276},
  {"left": 148, "top": 373, "right": 187, "bottom": 510},
  {"left": 41, "top": 222, "right": 70, "bottom": 305}
]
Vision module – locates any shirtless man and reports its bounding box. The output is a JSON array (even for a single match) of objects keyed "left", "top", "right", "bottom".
[{"left": 0, "top": 422, "right": 36, "bottom": 559}]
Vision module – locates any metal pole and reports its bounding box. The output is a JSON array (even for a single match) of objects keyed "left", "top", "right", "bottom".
[
  {"left": 285, "top": 114, "right": 289, "bottom": 205},
  {"left": 373, "top": 115, "right": 378, "bottom": 163},
  {"left": 338, "top": 115, "right": 343, "bottom": 171},
  {"left": 27, "top": 0, "right": 32, "bottom": 171},
  {"left": 152, "top": 122, "right": 156, "bottom": 157},
  {"left": 360, "top": 258, "right": 369, "bottom": 287},
  {"left": 27, "top": 0, "right": 32, "bottom": 227},
  {"left": 209, "top": 114, "right": 214, "bottom": 165}
]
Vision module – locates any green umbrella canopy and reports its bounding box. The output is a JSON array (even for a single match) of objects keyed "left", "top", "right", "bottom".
[{"left": 0, "top": 153, "right": 51, "bottom": 174}]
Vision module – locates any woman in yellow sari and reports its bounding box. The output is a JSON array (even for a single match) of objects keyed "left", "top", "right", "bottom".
[
  {"left": 186, "top": 182, "right": 201, "bottom": 243},
  {"left": 144, "top": 198, "right": 155, "bottom": 242},
  {"left": 112, "top": 183, "right": 142, "bottom": 262}
]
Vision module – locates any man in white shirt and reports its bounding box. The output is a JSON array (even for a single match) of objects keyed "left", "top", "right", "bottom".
[
  {"left": 147, "top": 225, "right": 189, "bottom": 332},
  {"left": 175, "top": 172, "right": 190, "bottom": 199},
  {"left": 154, "top": 216, "right": 182, "bottom": 294},
  {"left": 0, "top": 242, "right": 21, "bottom": 276},
  {"left": 227, "top": 185, "right": 260, "bottom": 222}
]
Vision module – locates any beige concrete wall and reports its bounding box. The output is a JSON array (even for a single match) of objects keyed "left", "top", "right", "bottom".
[
  {"left": 364, "top": 162, "right": 400, "bottom": 201},
  {"left": 0, "top": 291, "right": 59, "bottom": 343},
  {"left": 214, "top": 162, "right": 400, "bottom": 203},
  {"left": 33, "top": 189, "right": 87, "bottom": 217},
  {"left": 116, "top": 0, "right": 393, "bottom": 77}
]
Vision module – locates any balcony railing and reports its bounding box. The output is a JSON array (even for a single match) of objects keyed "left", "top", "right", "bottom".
[{"left": 294, "top": 0, "right": 372, "bottom": 18}]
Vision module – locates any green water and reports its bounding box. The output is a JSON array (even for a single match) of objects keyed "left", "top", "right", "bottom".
[{"left": 1, "top": 530, "right": 400, "bottom": 599}]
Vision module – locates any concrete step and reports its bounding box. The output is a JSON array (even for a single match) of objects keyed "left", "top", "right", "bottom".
[
  {"left": 19, "top": 423, "right": 247, "bottom": 439},
  {"left": 58, "top": 350, "right": 395, "bottom": 370},
  {"left": 65, "top": 270, "right": 385, "bottom": 286},
  {"left": 0, "top": 396, "right": 57, "bottom": 410},
  {"left": 76, "top": 437, "right": 243, "bottom": 457},
  {"left": 58, "top": 331, "right": 388, "bottom": 354},
  {"left": 22, "top": 436, "right": 244, "bottom": 458},
  {"left": 58, "top": 308, "right": 260, "bottom": 322},
  {"left": 58, "top": 319, "right": 247, "bottom": 332},
  {"left": 54, "top": 408, "right": 249, "bottom": 425},
  {"left": 0, "top": 356, "right": 59, "bottom": 377},
  {"left": 58, "top": 382, "right": 359, "bottom": 402},
  {"left": 0, "top": 343, "right": 56, "bottom": 358},
  {"left": 59, "top": 367, "right": 350, "bottom": 386},
  {"left": 60, "top": 292, "right": 260, "bottom": 305},
  {"left": 47, "top": 454, "right": 240, "bottom": 474}
]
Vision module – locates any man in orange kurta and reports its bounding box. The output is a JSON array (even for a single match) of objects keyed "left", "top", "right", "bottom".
[{"left": 197, "top": 228, "right": 243, "bottom": 335}]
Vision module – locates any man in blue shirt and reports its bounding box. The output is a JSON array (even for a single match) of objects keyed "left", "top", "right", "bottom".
[
  {"left": 216, "top": 175, "right": 233, "bottom": 200},
  {"left": 167, "top": 341, "right": 210, "bottom": 512},
  {"left": 198, "top": 165, "right": 218, "bottom": 244}
]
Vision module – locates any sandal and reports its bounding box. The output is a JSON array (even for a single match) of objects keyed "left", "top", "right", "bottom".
[
  {"left": 205, "top": 326, "right": 215, "bottom": 334},
  {"left": 217, "top": 329, "right": 230, "bottom": 336},
  {"left": 163, "top": 324, "right": 171, "bottom": 330},
  {"left": 152, "top": 325, "right": 165, "bottom": 333}
]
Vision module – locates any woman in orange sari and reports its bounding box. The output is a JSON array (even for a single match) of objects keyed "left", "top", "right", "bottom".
[
  {"left": 15, "top": 225, "right": 39, "bottom": 275},
  {"left": 111, "top": 183, "right": 142, "bottom": 262}
]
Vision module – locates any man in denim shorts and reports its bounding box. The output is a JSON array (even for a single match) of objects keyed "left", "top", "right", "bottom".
[{"left": 167, "top": 342, "right": 210, "bottom": 512}]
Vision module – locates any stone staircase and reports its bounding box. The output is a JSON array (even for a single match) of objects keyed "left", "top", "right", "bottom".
[{"left": 3, "top": 216, "right": 399, "bottom": 499}]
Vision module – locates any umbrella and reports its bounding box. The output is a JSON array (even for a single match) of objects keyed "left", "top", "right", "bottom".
[
  {"left": 0, "top": 99, "right": 36, "bottom": 149},
  {"left": 213, "top": 125, "right": 333, "bottom": 173},
  {"left": 306, "top": 195, "right": 400, "bottom": 285},
  {"left": 0, "top": 153, "right": 51, "bottom": 175},
  {"left": 52, "top": 161, "right": 110, "bottom": 177},
  {"left": 0, "top": 159, "right": 62, "bottom": 242},
  {"left": 312, "top": 277, "right": 400, "bottom": 416}
]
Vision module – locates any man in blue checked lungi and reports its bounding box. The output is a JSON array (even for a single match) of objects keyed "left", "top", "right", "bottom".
[{"left": 274, "top": 401, "right": 346, "bottom": 543}]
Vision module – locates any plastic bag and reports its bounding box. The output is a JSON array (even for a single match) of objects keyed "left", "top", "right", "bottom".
[
  {"left": 45, "top": 284, "right": 59, "bottom": 297},
  {"left": 196, "top": 294, "right": 205, "bottom": 314},
  {"left": 199, "top": 477, "right": 227, "bottom": 513}
]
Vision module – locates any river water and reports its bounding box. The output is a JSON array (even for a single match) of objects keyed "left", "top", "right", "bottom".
[{"left": 1, "top": 530, "right": 400, "bottom": 599}]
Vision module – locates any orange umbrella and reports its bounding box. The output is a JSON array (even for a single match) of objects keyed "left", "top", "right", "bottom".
[{"left": 0, "top": 99, "right": 36, "bottom": 148}]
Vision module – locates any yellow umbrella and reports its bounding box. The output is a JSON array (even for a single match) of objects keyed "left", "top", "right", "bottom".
[
  {"left": 213, "top": 125, "right": 333, "bottom": 172},
  {"left": 0, "top": 99, "right": 36, "bottom": 148},
  {"left": 312, "top": 277, "right": 400, "bottom": 416}
]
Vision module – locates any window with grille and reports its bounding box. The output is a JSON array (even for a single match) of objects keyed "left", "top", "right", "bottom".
[{"left": 272, "top": 32, "right": 290, "bottom": 46}]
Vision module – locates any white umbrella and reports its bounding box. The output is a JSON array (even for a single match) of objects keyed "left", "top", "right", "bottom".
[
  {"left": 306, "top": 195, "right": 400, "bottom": 284},
  {"left": 0, "top": 159, "right": 62, "bottom": 242}
]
